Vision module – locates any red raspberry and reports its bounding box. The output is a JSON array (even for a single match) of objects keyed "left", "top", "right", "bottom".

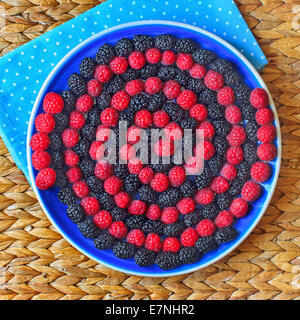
[
  {"left": 126, "top": 229, "right": 146, "bottom": 247},
  {"left": 230, "top": 198, "right": 248, "bottom": 218},
  {"left": 62, "top": 128, "right": 79, "bottom": 148},
  {"left": 87, "top": 79, "right": 102, "bottom": 97},
  {"left": 180, "top": 228, "right": 199, "bottom": 247},
  {"left": 195, "top": 188, "right": 214, "bottom": 205},
  {"left": 32, "top": 151, "right": 51, "bottom": 170},
  {"left": 66, "top": 167, "right": 82, "bottom": 183},
  {"left": 176, "top": 197, "right": 196, "bottom": 215},
  {"left": 255, "top": 108, "right": 274, "bottom": 125},
  {"left": 139, "top": 167, "right": 154, "bottom": 184},
  {"left": 35, "top": 113, "right": 55, "bottom": 133},
  {"left": 94, "top": 65, "right": 113, "bottom": 83},
  {"left": 30, "top": 133, "right": 50, "bottom": 151},
  {"left": 161, "top": 50, "right": 176, "bottom": 65},
  {"left": 210, "top": 176, "right": 230, "bottom": 194},
  {"left": 196, "top": 219, "right": 215, "bottom": 237},
  {"left": 108, "top": 221, "right": 128, "bottom": 239},
  {"left": 119, "top": 144, "right": 136, "bottom": 161},
  {"left": 184, "top": 156, "right": 204, "bottom": 175},
  {"left": 227, "top": 125, "right": 246, "bottom": 146},
  {"left": 127, "top": 157, "right": 143, "bottom": 175},
  {"left": 163, "top": 80, "right": 181, "bottom": 100},
  {"left": 93, "top": 210, "right": 112, "bottom": 230},
  {"left": 168, "top": 166, "right": 186, "bottom": 187},
  {"left": 176, "top": 53, "right": 194, "bottom": 70},
  {"left": 109, "top": 56, "right": 128, "bottom": 74},
  {"left": 225, "top": 105, "right": 241, "bottom": 124},
  {"left": 164, "top": 122, "right": 183, "bottom": 141},
  {"left": 128, "top": 51, "right": 146, "bottom": 70},
  {"left": 114, "top": 191, "right": 131, "bottom": 208},
  {"left": 35, "top": 167, "right": 56, "bottom": 190},
  {"left": 162, "top": 237, "right": 181, "bottom": 253},
  {"left": 89, "top": 141, "right": 104, "bottom": 161},
  {"left": 100, "top": 107, "right": 119, "bottom": 127},
  {"left": 146, "top": 204, "right": 161, "bottom": 220},
  {"left": 257, "top": 143, "right": 277, "bottom": 161},
  {"left": 153, "top": 110, "right": 170, "bottom": 128},
  {"left": 145, "top": 233, "right": 162, "bottom": 252},
  {"left": 94, "top": 160, "right": 113, "bottom": 180},
  {"left": 153, "top": 139, "right": 174, "bottom": 157},
  {"left": 72, "top": 180, "right": 90, "bottom": 198},
  {"left": 150, "top": 173, "right": 170, "bottom": 192},
  {"left": 197, "top": 121, "right": 215, "bottom": 140},
  {"left": 127, "top": 126, "right": 141, "bottom": 144},
  {"left": 189, "top": 104, "right": 208, "bottom": 122},
  {"left": 134, "top": 110, "right": 152, "bottom": 128},
  {"left": 145, "top": 48, "right": 162, "bottom": 64},
  {"left": 226, "top": 146, "right": 244, "bottom": 165},
  {"left": 241, "top": 181, "right": 261, "bottom": 202},
  {"left": 250, "top": 88, "right": 269, "bottom": 109},
  {"left": 69, "top": 110, "right": 85, "bottom": 129},
  {"left": 177, "top": 90, "right": 197, "bottom": 110},
  {"left": 194, "top": 140, "right": 215, "bottom": 160},
  {"left": 128, "top": 200, "right": 147, "bottom": 215},
  {"left": 111, "top": 90, "right": 131, "bottom": 111},
  {"left": 250, "top": 161, "right": 271, "bottom": 183},
  {"left": 204, "top": 70, "right": 224, "bottom": 91},
  {"left": 189, "top": 64, "right": 206, "bottom": 79},
  {"left": 76, "top": 94, "right": 93, "bottom": 113},
  {"left": 257, "top": 124, "right": 276, "bottom": 143},
  {"left": 104, "top": 176, "right": 123, "bottom": 195},
  {"left": 220, "top": 163, "right": 237, "bottom": 181},
  {"left": 161, "top": 207, "right": 179, "bottom": 224},
  {"left": 144, "top": 77, "right": 163, "bottom": 95},
  {"left": 43, "top": 92, "right": 64, "bottom": 114},
  {"left": 214, "top": 210, "right": 234, "bottom": 228},
  {"left": 125, "top": 79, "right": 144, "bottom": 96},
  {"left": 96, "top": 124, "right": 110, "bottom": 142},
  {"left": 217, "top": 86, "right": 235, "bottom": 106},
  {"left": 80, "top": 196, "right": 100, "bottom": 216}
]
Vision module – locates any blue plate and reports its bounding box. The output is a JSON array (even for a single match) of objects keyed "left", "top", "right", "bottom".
[{"left": 27, "top": 21, "right": 281, "bottom": 277}]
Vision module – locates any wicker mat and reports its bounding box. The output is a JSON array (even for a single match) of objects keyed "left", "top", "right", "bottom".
[{"left": 0, "top": 0, "right": 299, "bottom": 300}]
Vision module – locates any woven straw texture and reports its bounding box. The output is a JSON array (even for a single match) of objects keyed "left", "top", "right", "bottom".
[{"left": 0, "top": 0, "right": 299, "bottom": 300}]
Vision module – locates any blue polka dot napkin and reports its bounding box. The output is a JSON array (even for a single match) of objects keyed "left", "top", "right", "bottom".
[{"left": 0, "top": 0, "right": 267, "bottom": 183}]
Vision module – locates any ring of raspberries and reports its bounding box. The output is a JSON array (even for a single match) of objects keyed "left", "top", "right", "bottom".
[{"left": 30, "top": 34, "right": 277, "bottom": 270}]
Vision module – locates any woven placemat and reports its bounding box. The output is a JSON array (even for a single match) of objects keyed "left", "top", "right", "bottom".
[{"left": 0, "top": 0, "right": 299, "bottom": 300}]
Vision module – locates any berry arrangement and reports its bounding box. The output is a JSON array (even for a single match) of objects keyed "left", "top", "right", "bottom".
[{"left": 30, "top": 34, "right": 277, "bottom": 270}]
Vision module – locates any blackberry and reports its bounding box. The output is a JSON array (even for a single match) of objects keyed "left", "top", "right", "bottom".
[
  {"left": 73, "top": 139, "right": 90, "bottom": 158},
  {"left": 133, "top": 34, "right": 154, "bottom": 52},
  {"left": 122, "top": 68, "right": 140, "bottom": 82},
  {"left": 54, "top": 170, "right": 68, "bottom": 188},
  {"left": 234, "top": 82, "right": 251, "bottom": 103},
  {"left": 213, "top": 136, "right": 229, "bottom": 156},
  {"left": 180, "top": 118, "right": 197, "bottom": 129},
  {"left": 184, "top": 210, "right": 202, "bottom": 227},
  {"left": 209, "top": 58, "right": 234, "bottom": 74},
  {"left": 174, "top": 70, "right": 189, "bottom": 86},
  {"left": 207, "top": 103, "right": 224, "bottom": 119},
  {"left": 198, "top": 89, "right": 217, "bottom": 105},
  {"left": 223, "top": 71, "right": 240, "bottom": 87},
  {"left": 194, "top": 167, "right": 213, "bottom": 189},
  {"left": 113, "top": 164, "right": 128, "bottom": 179},
  {"left": 119, "top": 109, "right": 135, "bottom": 127},
  {"left": 86, "top": 107, "right": 101, "bottom": 126},
  {"left": 202, "top": 203, "right": 219, "bottom": 219},
  {"left": 115, "top": 38, "right": 134, "bottom": 57},
  {"left": 66, "top": 203, "right": 85, "bottom": 223},
  {"left": 228, "top": 178, "right": 244, "bottom": 197},
  {"left": 246, "top": 120, "right": 259, "bottom": 143},
  {"left": 81, "top": 124, "right": 96, "bottom": 142},
  {"left": 54, "top": 113, "right": 68, "bottom": 133},
  {"left": 215, "top": 192, "right": 233, "bottom": 211},
  {"left": 163, "top": 102, "right": 184, "bottom": 122},
  {"left": 240, "top": 103, "right": 256, "bottom": 121},
  {"left": 96, "top": 92, "right": 112, "bottom": 111},
  {"left": 94, "top": 233, "right": 116, "bottom": 250},
  {"left": 174, "top": 38, "right": 197, "bottom": 54},
  {"left": 61, "top": 89, "right": 76, "bottom": 113},
  {"left": 179, "top": 247, "right": 200, "bottom": 264},
  {"left": 212, "top": 119, "right": 231, "bottom": 137},
  {"left": 104, "top": 75, "right": 125, "bottom": 94},
  {"left": 95, "top": 43, "right": 115, "bottom": 65},
  {"left": 79, "top": 57, "right": 97, "bottom": 79},
  {"left": 123, "top": 175, "right": 141, "bottom": 195},
  {"left": 154, "top": 34, "right": 176, "bottom": 51},
  {"left": 97, "top": 192, "right": 115, "bottom": 211},
  {"left": 79, "top": 158, "right": 95, "bottom": 178},
  {"left": 237, "top": 161, "right": 252, "bottom": 182},
  {"left": 157, "top": 65, "right": 177, "bottom": 82},
  {"left": 148, "top": 92, "right": 167, "bottom": 112},
  {"left": 196, "top": 236, "right": 218, "bottom": 253},
  {"left": 192, "top": 49, "right": 216, "bottom": 65},
  {"left": 244, "top": 142, "right": 258, "bottom": 164},
  {"left": 214, "top": 226, "right": 238, "bottom": 245},
  {"left": 208, "top": 155, "right": 224, "bottom": 175},
  {"left": 68, "top": 73, "right": 86, "bottom": 96},
  {"left": 77, "top": 217, "right": 101, "bottom": 239},
  {"left": 51, "top": 151, "right": 64, "bottom": 169},
  {"left": 163, "top": 222, "right": 186, "bottom": 237},
  {"left": 111, "top": 207, "right": 128, "bottom": 221},
  {"left": 138, "top": 185, "right": 157, "bottom": 205},
  {"left": 142, "top": 220, "right": 164, "bottom": 235},
  {"left": 86, "top": 176, "right": 103, "bottom": 194},
  {"left": 157, "top": 188, "right": 180, "bottom": 207},
  {"left": 186, "top": 78, "right": 205, "bottom": 94},
  {"left": 155, "top": 252, "right": 180, "bottom": 270},
  {"left": 125, "top": 215, "right": 146, "bottom": 230},
  {"left": 113, "top": 241, "right": 135, "bottom": 259},
  {"left": 58, "top": 187, "right": 76, "bottom": 205},
  {"left": 180, "top": 181, "right": 197, "bottom": 198},
  {"left": 49, "top": 132, "right": 63, "bottom": 151},
  {"left": 130, "top": 94, "right": 149, "bottom": 112},
  {"left": 134, "top": 248, "right": 157, "bottom": 267},
  {"left": 151, "top": 162, "right": 173, "bottom": 174},
  {"left": 139, "top": 64, "right": 159, "bottom": 80}
]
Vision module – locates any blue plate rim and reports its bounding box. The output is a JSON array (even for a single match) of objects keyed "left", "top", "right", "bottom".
[{"left": 26, "top": 20, "right": 282, "bottom": 277}]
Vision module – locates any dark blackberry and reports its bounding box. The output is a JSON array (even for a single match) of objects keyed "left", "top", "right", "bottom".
[
  {"left": 163, "top": 222, "right": 186, "bottom": 237},
  {"left": 97, "top": 192, "right": 115, "bottom": 211},
  {"left": 130, "top": 94, "right": 149, "bottom": 112},
  {"left": 125, "top": 215, "right": 146, "bottom": 230},
  {"left": 240, "top": 103, "right": 256, "bottom": 121},
  {"left": 180, "top": 118, "right": 197, "bottom": 130},
  {"left": 174, "top": 38, "right": 197, "bottom": 54},
  {"left": 79, "top": 158, "right": 95, "bottom": 178},
  {"left": 123, "top": 175, "right": 141, "bottom": 195},
  {"left": 155, "top": 252, "right": 180, "bottom": 270},
  {"left": 192, "top": 49, "right": 216, "bottom": 65},
  {"left": 139, "top": 64, "right": 159, "bottom": 80},
  {"left": 246, "top": 120, "right": 259, "bottom": 143},
  {"left": 208, "top": 155, "right": 224, "bottom": 175},
  {"left": 157, "top": 65, "right": 177, "bottom": 82},
  {"left": 115, "top": 38, "right": 134, "bottom": 57},
  {"left": 134, "top": 248, "right": 157, "bottom": 267},
  {"left": 79, "top": 57, "right": 97, "bottom": 79},
  {"left": 184, "top": 210, "right": 202, "bottom": 227},
  {"left": 212, "top": 119, "right": 231, "bottom": 137},
  {"left": 194, "top": 167, "right": 213, "bottom": 189},
  {"left": 49, "top": 132, "right": 63, "bottom": 151},
  {"left": 196, "top": 236, "right": 218, "bottom": 253},
  {"left": 54, "top": 170, "right": 68, "bottom": 188},
  {"left": 77, "top": 217, "right": 101, "bottom": 239},
  {"left": 68, "top": 73, "right": 86, "bottom": 96},
  {"left": 180, "top": 181, "right": 197, "bottom": 198},
  {"left": 223, "top": 71, "right": 240, "bottom": 87},
  {"left": 215, "top": 192, "right": 233, "bottom": 211},
  {"left": 73, "top": 139, "right": 90, "bottom": 158},
  {"left": 228, "top": 178, "right": 244, "bottom": 197},
  {"left": 94, "top": 233, "right": 117, "bottom": 250},
  {"left": 186, "top": 78, "right": 205, "bottom": 94},
  {"left": 214, "top": 226, "right": 238, "bottom": 245},
  {"left": 111, "top": 207, "right": 128, "bottom": 221},
  {"left": 238, "top": 161, "right": 252, "bottom": 182},
  {"left": 202, "top": 203, "right": 219, "bottom": 219},
  {"left": 213, "top": 136, "right": 229, "bottom": 156},
  {"left": 133, "top": 34, "right": 154, "bottom": 52},
  {"left": 119, "top": 109, "right": 135, "bottom": 127},
  {"left": 51, "top": 151, "right": 64, "bottom": 169},
  {"left": 86, "top": 176, "right": 103, "bottom": 194},
  {"left": 138, "top": 185, "right": 157, "bottom": 204},
  {"left": 151, "top": 162, "right": 173, "bottom": 174},
  {"left": 96, "top": 92, "right": 112, "bottom": 111},
  {"left": 207, "top": 102, "right": 224, "bottom": 119},
  {"left": 95, "top": 43, "right": 115, "bottom": 65},
  {"left": 179, "top": 247, "right": 200, "bottom": 264},
  {"left": 61, "top": 89, "right": 76, "bottom": 113},
  {"left": 113, "top": 241, "right": 135, "bottom": 259},
  {"left": 113, "top": 164, "right": 128, "bottom": 179},
  {"left": 163, "top": 102, "right": 184, "bottom": 122},
  {"left": 66, "top": 203, "right": 85, "bottom": 223},
  {"left": 86, "top": 107, "right": 101, "bottom": 127},
  {"left": 104, "top": 75, "right": 125, "bottom": 94},
  {"left": 174, "top": 70, "right": 189, "bottom": 86},
  {"left": 81, "top": 124, "right": 96, "bottom": 142},
  {"left": 198, "top": 89, "right": 217, "bottom": 105},
  {"left": 58, "top": 187, "right": 76, "bottom": 205},
  {"left": 209, "top": 58, "right": 234, "bottom": 74},
  {"left": 244, "top": 142, "right": 258, "bottom": 164},
  {"left": 157, "top": 188, "right": 180, "bottom": 207},
  {"left": 142, "top": 220, "right": 164, "bottom": 235},
  {"left": 53, "top": 113, "right": 68, "bottom": 133},
  {"left": 234, "top": 82, "right": 251, "bottom": 103},
  {"left": 121, "top": 68, "right": 140, "bottom": 82},
  {"left": 154, "top": 34, "right": 176, "bottom": 51},
  {"left": 148, "top": 92, "right": 167, "bottom": 112}
]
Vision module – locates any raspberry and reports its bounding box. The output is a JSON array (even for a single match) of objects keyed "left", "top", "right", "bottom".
[
  {"left": 93, "top": 210, "right": 112, "bottom": 230},
  {"left": 194, "top": 140, "right": 215, "bottom": 160},
  {"left": 94, "top": 160, "right": 113, "bottom": 180},
  {"left": 127, "top": 157, "right": 143, "bottom": 175},
  {"left": 210, "top": 176, "right": 230, "bottom": 194},
  {"left": 195, "top": 187, "right": 214, "bottom": 205},
  {"left": 176, "top": 53, "right": 194, "bottom": 70},
  {"left": 189, "top": 64, "right": 206, "bottom": 79},
  {"left": 257, "top": 124, "right": 276, "bottom": 143},
  {"left": 100, "top": 107, "right": 119, "bottom": 127},
  {"left": 184, "top": 156, "right": 204, "bottom": 175},
  {"left": 164, "top": 122, "right": 183, "bottom": 141},
  {"left": 189, "top": 104, "right": 208, "bottom": 122},
  {"left": 111, "top": 90, "right": 131, "bottom": 111},
  {"left": 177, "top": 90, "right": 197, "bottom": 110},
  {"left": 30, "top": 133, "right": 50, "bottom": 151},
  {"left": 104, "top": 176, "right": 123, "bottom": 195},
  {"left": 114, "top": 191, "right": 131, "bottom": 208},
  {"left": 241, "top": 181, "right": 261, "bottom": 202},
  {"left": 87, "top": 79, "right": 102, "bottom": 97},
  {"left": 128, "top": 51, "right": 146, "bottom": 70},
  {"left": 150, "top": 173, "right": 170, "bottom": 192},
  {"left": 89, "top": 141, "right": 104, "bottom": 161},
  {"left": 250, "top": 161, "right": 271, "bottom": 183},
  {"left": 153, "top": 139, "right": 174, "bottom": 157},
  {"left": 180, "top": 228, "right": 199, "bottom": 247},
  {"left": 153, "top": 110, "right": 170, "bottom": 128},
  {"left": 226, "top": 146, "right": 244, "bottom": 165},
  {"left": 128, "top": 199, "right": 147, "bottom": 215},
  {"left": 126, "top": 229, "right": 146, "bottom": 247},
  {"left": 225, "top": 105, "right": 241, "bottom": 124},
  {"left": 66, "top": 167, "right": 82, "bottom": 183},
  {"left": 35, "top": 167, "right": 56, "bottom": 190},
  {"left": 255, "top": 108, "right": 274, "bottom": 125},
  {"left": 162, "top": 237, "right": 181, "bottom": 253},
  {"left": 69, "top": 110, "right": 85, "bottom": 129},
  {"left": 257, "top": 143, "right": 277, "bottom": 161},
  {"left": 197, "top": 121, "right": 215, "bottom": 140},
  {"left": 144, "top": 77, "right": 163, "bottom": 95},
  {"left": 72, "top": 180, "right": 90, "bottom": 198},
  {"left": 220, "top": 163, "right": 237, "bottom": 181},
  {"left": 163, "top": 80, "right": 181, "bottom": 100},
  {"left": 139, "top": 167, "right": 154, "bottom": 184},
  {"left": 168, "top": 166, "right": 186, "bottom": 187},
  {"left": 146, "top": 204, "right": 162, "bottom": 220},
  {"left": 94, "top": 65, "right": 113, "bottom": 82},
  {"left": 119, "top": 144, "right": 136, "bottom": 161},
  {"left": 217, "top": 86, "right": 235, "bottom": 106},
  {"left": 110, "top": 56, "right": 128, "bottom": 74},
  {"left": 127, "top": 126, "right": 141, "bottom": 144},
  {"left": 176, "top": 197, "right": 196, "bottom": 215},
  {"left": 35, "top": 113, "right": 55, "bottom": 133},
  {"left": 161, "top": 50, "right": 176, "bottom": 65},
  {"left": 31, "top": 150, "right": 51, "bottom": 170},
  {"left": 43, "top": 92, "right": 64, "bottom": 114},
  {"left": 227, "top": 125, "right": 246, "bottom": 146},
  {"left": 80, "top": 196, "right": 100, "bottom": 216},
  {"left": 215, "top": 210, "right": 234, "bottom": 228},
  {"left": 125, "top": 79, "right": 144, "bottom": 96},
  {"left": 230, "top": 198, "right": 248, "bottom": 218},
  {"left": 76, "top": 94, "right": 93, "bottom": 113},
  {"left": 109, "top": 221, "right": 128, "bottom": 239},
  {"left": 161, "top": 207, "right": 179, "bottom": 224},
  {"left": 196, "top": 219, "right": 215, "bottom": 237},
  {"left": 145, "top": 233, "right": 162, "bottom": 252},
  {"left": 134, "top": 110, "right": 152, "bottom": 128},
  {"left": 204, "top": 70, "right": 224, "bottom": 91},
  {"left": 250, "top": 88, "right": 269, "bottom": 109},
  {"left": 62, "top": 128, "right": 79, "bottom": 148},
  {"left": 145, "top": 48, "right": 162, "bottom": 64}
]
